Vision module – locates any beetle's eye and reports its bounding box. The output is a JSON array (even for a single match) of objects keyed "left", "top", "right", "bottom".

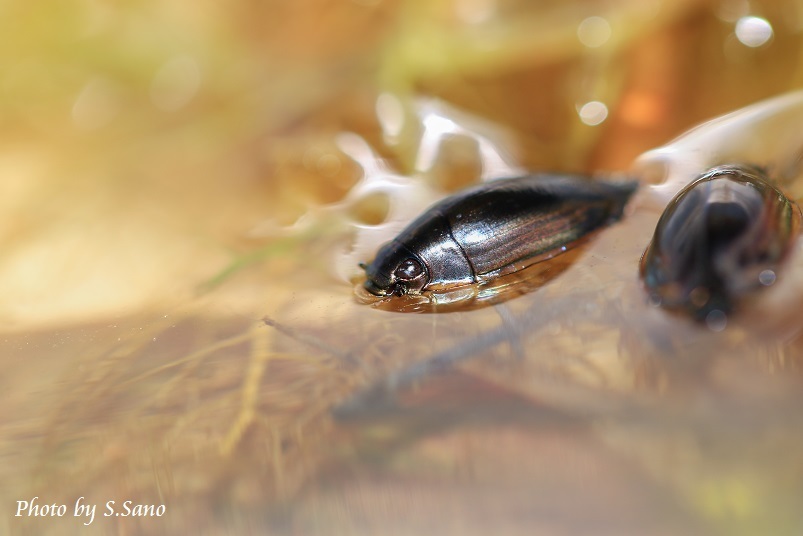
[{"left": 393, "top": 259, "right": 423, "bottom": 281}]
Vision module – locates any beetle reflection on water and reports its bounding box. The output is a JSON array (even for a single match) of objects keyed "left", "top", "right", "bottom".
[{"left": 361, "top": 173, "right": 638, "bottom": 298}]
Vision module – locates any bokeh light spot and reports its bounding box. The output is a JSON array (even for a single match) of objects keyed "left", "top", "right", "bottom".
[
  {"left": 577, "top": 16, "right": 611, "bottom": 48},
  {"left": 735, "top": 16, "right": 773, "bottom": 48},
  {"left": 577, "top": 101, "right": 609, "bottom": 126}
]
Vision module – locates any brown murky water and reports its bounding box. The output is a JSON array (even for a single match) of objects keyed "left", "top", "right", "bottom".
[{"left": 5, "top": 1, "right": 803, "bottom": 534}]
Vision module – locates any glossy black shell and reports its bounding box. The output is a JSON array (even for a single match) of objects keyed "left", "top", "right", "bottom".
[
  {"left": 363, "top": 174, "right": 638, "bottom": 296},
  {"left": 640, "top": 165, "right": 801, "bottom": 320}
]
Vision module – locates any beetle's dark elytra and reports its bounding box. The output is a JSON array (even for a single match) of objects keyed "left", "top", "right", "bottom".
[
  {"left": 640, "top": 164, "right": 801, "bottom": 321},
  {"left": 362, "top": 173, "right": 639, "bottom": 297}
]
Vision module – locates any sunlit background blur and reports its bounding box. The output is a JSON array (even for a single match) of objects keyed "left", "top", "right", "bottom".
[
  {"left": 3, "top": 0, "right": 803, "bottom": 324},
  {"left": 4, "top": 0, "right": 803, "bottom": 534}
]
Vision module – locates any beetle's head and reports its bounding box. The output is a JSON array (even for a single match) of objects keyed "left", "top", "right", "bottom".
[{"left": 361, "top": 242, "right": 428, "bottom": 297}]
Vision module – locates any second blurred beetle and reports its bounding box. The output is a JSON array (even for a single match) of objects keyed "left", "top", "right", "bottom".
[{"left": 640, "top": 165, "right": 801, "bottom": 321}]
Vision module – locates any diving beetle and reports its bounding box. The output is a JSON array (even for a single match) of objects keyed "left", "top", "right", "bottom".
[{"left": 362, "top": 173, "right": 638, "bottom": 297}]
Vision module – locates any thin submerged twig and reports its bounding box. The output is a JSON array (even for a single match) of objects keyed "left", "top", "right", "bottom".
[
  {"left": 262, "top": 315, "right": 360, "bottom": 368},
  {"left": 333, "top": 293, "right": 585, "bottom": 419},
  {"left": 119, "top": 330, "right": 253, "bottom": 388},
  {"left": 220, "top": 321, "right": 274, "bottom": 456}
]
